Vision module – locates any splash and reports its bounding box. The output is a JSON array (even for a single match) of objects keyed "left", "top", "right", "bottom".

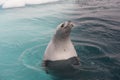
[{"left": 19, "top": 43, "right": 47, "bottom": 72}]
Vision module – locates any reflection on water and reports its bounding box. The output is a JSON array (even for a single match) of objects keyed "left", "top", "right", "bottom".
[{"left": 0, "top": 0, "right": 120, "bottom": 80}]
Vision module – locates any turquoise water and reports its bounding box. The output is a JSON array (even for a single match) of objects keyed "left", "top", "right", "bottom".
[{"left": 0, "top": 0, "right": 120, "bottom": 80}]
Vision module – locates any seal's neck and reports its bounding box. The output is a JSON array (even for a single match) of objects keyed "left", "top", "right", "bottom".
[{"left": 52, "top": 34, "right": 70, "bottom": 44}]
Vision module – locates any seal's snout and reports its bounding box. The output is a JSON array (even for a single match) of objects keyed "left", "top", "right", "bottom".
[
  {"left": 60, "top": 21, "right": 74, "bottom": 29},
  {"left": 68, "top": 20, "right": 71, "bottom": 24},
  {"left": 63, "top": 21, "right": 74, "bottom": 28},
  {"left": 67, "top": 21, "right": 74, "bottom": 28}
]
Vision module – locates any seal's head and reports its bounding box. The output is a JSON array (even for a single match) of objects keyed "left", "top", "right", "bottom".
[{"left": 54, "top": 21, "right": 74, "bottom": 39}]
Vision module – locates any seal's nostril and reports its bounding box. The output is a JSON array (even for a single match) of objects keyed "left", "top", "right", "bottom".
[
  {"left": 68, "top": 20, "right": 71, "bottom": 24},
  {"left": 68, "top": 21, "right": 74, "bottom": 27},
  {"left": 67, "top": 21, "right": 72, "bottom": 26},
  {"left": 71, "top": 24, "right": 74, "bottom": 27}
]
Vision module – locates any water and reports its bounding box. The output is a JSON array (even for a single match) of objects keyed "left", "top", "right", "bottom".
[{"left": 0, "top": 0, "right": 120, "bottom": 80}]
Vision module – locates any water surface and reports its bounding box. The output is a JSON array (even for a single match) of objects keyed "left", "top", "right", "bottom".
[{"left": 0, "top": 0, "right": 120, "bottom": 80}]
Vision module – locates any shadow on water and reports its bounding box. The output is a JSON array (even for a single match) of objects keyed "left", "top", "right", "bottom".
[{"left": 49, "top": 44, "right": 120, "bottom": 80}]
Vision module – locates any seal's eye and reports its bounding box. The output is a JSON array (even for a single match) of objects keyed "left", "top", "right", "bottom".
[{"left": 61, "top": 24, "right": 64, "bottom": 28}]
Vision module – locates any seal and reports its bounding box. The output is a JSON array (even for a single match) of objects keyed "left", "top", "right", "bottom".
[{"left": 42, "top": 21, "right": 80, "bottom": 78}]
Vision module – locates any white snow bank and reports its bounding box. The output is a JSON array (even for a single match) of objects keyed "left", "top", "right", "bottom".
[
  {"left": 0, "top": 0, "right": 6, "bottom": 5},
  {"left": 2, "top": 0, "right": 25, "bottom": 8},
  {"left": 26, "top": 0, "right": 58, "bottom": 5},
  {"left": 0, "top": 0, "right": 58, "bottom": 9}
]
